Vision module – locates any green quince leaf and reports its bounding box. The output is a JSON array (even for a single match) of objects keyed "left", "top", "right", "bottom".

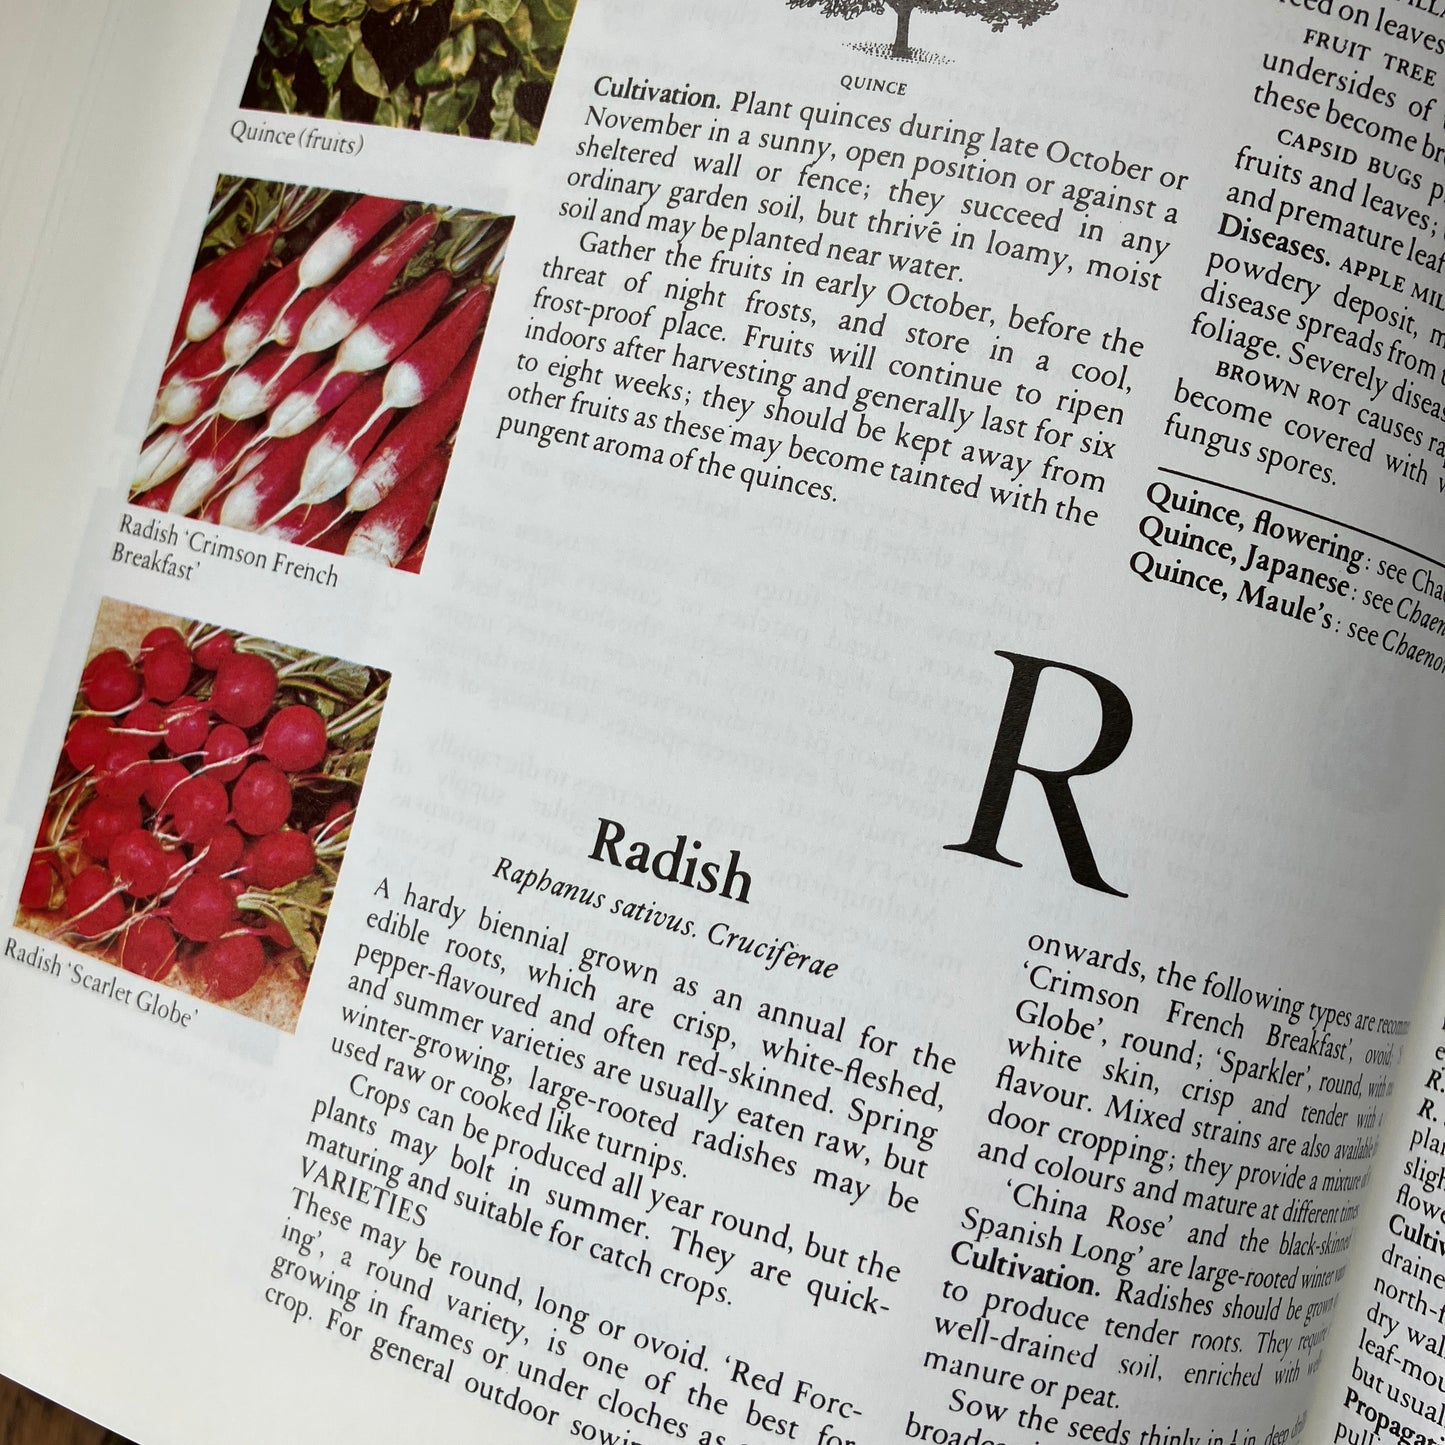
[
  {"left": 273, "top": 69, "right": 299, "bottom": 113},
  {"left": 304, "top": 23, "right": 357, "bottom": 87},
  {"left": 525, "top": 0, "right": 573, "bottom": 52},
  {"left": 420, "top": 77, "right": 481, "bottom": 132},
  {"left": 414, "top": 23, "right": 476, "bottom": 85},
  {"left": 351, "top": 39, "right": 389, "bottom": 97},
  {"left": 309, "top": 0, "right": 368, "bottom": 21}
]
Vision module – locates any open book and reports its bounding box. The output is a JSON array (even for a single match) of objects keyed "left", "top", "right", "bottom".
[{"left": 4, "top": 1, "right": 1445, "bottom": 1442}]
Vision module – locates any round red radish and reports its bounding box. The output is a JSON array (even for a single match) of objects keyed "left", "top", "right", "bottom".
[
  {"left": 167, "top": 773, "right": 229, "bottom": 843},
  {"left": 194, "top": 631, "right": 235, "bottom": 671},
  {"left": 118, "top": 917, "right": 178, "bottom": 980},
  {"left": 232, "top": 762, "right": 292, "bottom": 835},
  {"left": 259, "top": 916, "right": 294, "bottom": 949},
  {"left": 142, "top": 641, "right": 193, "bottom": 702},
  {"left": 170, "top": 873, "right": 239, "bottom": 942},
  {"left": 109, "top": 828, "right": 177, "bottom": 898},
  {"left": 143, "top": 759, "right": 189, "bottom": 810},
  {"left": 245, "top": 830, "right": 316, "bottom": 889},
  {"left": 91, "top": 739, "right": 151, "bottom": 804},
  {"left": 194, "top": 825, "right": 246, "bottom": 875},
  {"left": 141, "top": 626, "right": 186, "bottom": 653},
  {"left": 261, "top": 705, "right": 327, "bottom": 772},
  {"left": 65, "top": 866, "right": 125, "bottom": 937},
  {"left": 316, "top": 799, "right": 356, "bottom": 843},
  {"left": 121, "top": 700, "right": 166, "bottom": 752},
  {"left": 64, "top": 715, "right": 115, "bottom": 770},
  {"left": 122, "top": 699, "right": 166, "bottom": 735},
  {"left": 20, "top": 859, "right": 56, "bottom": 911},
  {"left": 203, "top": 723, "right": 252, "bottom": 783},
  {"left": 210, "top": 652, "right": 277, "bottom": 727},
  {"left": 82, "top": 650, "right": 141, "bottom": 712},
  {"left": 77, "top": 797, "right": 142, "bottom": 861},
  {"left": 198, "top": 933, "right": 267, "bottom": 1001},
  {"left": 163, "top": 697, "right": 211, "bottom": 754}
]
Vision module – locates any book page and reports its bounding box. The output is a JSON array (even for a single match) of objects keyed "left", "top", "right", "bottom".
[
  {"left": 3, "top": 2, "right": 1445, "bottom": 1444},
  {"left": 1308, "top": 942, "right": 1445, "bottom": 1445}
]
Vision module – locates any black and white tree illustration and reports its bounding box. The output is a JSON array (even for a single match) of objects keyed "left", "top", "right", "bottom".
[{"left": 788, "top": 0, "right": 1058, "bottom": 60}]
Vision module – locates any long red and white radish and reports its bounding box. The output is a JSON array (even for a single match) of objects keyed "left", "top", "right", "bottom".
[
  {"left": 134, "top": 421, "right": 203, "bottom": 493},
  {"left": 264, "top": 366, "right": 363, "bottom": 440},
  {"left": 280, "top": 274, "right": 460, "bottom": 482},
  {"left": 294, "top": 213, "right": 437, "bottom": 357},
  {"left": 217, "top": 196, "right": 405, "bottom": 370},
  {"left": 380, "top": 284, "right": 491, "bottom": 412},
  {"left": 217, "top": 344, "right": 322, "bottom": 422},
  {"left": 269, "top": 284, "right": 324, "bottom": 351},
  {"left": 287, "top": 376, "right": 388, "bottom": 510},
  {"left": 133, "top": 476, "right": 183, "bottom": 513},
  {"left": 168, "top": 420, "right": 259, "bottom": 516},
  {"left": 262, "top": 498, "right": 353, "bottom": 552},
  {"left": 299, "top": 410, "right": 393, "bottom": 513},
  {"left": 346, "top": 341, "right": 477, "bottom": 512},
  {"left": 181, "top": 231, "right": 275, "bottom": 344},
  {"left": 221, "top": 258, "right": 302, "bottom": 368},
  {"left": 297, "top": 195, "right": 406, "bottom": 291},
  {"left": 329, "top": 272, "right": 451, "bottom": 378},
  {"left": 217, "top": 426, "right": 320, "bottom": 531},
  {"left": 152, "top": 331, "right": 229, "bottom": 428},
  {"left": 344, "top": 450, "right": 447, "bottom": 566}
]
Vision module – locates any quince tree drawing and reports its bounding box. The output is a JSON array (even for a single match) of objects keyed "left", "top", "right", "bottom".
[{"left": 789, "top": 0, "right": 1058, "bottom": 60}]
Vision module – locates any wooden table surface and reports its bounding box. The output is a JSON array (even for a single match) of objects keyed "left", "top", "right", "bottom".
[{"left": 0, "top": 1376, "right": 134, "bottom": 1445}]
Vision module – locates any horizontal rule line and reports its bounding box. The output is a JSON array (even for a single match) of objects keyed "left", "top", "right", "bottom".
[{"left": 1156, "top": 466, "right": 1445, "bottom": 573}]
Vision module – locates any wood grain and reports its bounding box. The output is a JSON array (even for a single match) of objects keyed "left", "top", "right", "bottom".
[{"left": 0, "top": 1377, "right": 133, "bottom": 1445}]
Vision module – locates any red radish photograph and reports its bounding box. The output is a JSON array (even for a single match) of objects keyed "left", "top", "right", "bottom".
[
  {"left": 16, "top": 600, "right": 389, "bottom": 1031},
  {"left": 131, "top": 175, "right": 509, "bottom": 571}
]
